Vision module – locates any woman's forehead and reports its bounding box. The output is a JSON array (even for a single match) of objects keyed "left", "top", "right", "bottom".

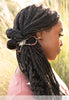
[
  {"left": 55, "top": 20, "right": 63, "bottom": 32},
  {"left": 57, "top": 20, "right": 63, "bottom": 28}
]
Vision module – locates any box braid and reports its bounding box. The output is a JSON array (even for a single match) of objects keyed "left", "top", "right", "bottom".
[{"left": 6, "top": 4, "right": 62, "bottom": 95}]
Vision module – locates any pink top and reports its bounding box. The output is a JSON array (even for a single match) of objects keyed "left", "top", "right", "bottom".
[
  {"left": 7, "top": 73, "right": 33, "bottom": 95},
  {"left": 7, "top": 68, "right": 69, "bottom": 96}
]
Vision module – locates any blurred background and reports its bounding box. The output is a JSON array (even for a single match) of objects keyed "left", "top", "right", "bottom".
[{"left": 0, "top": 0, "right": 69, "bottom": 95}]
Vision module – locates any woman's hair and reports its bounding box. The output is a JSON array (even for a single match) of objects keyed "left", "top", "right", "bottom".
[{"left": 6, "top": 4, "right": 61, "bottom": 95}]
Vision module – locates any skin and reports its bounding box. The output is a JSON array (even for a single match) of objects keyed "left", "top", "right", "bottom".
[
  {"left": 36, "top": 20, "right": 63, "bottom": 60},
  {"left": 16, "top": 20, "right": 63, "bottom": 74}
]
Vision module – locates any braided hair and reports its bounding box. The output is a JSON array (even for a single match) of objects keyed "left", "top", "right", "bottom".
[{"left": 6, "top": 4, "right": 61, "bottom": 95}]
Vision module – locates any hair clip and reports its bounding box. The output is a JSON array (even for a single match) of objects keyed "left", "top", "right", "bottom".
[
  {"left": 19, "top": 40, "right": 26, "bottom": 46},
  {"left": 17, "top": 37, "right": 40, "bottom": 53},
  {"left": 19, "top": 37, "right": 40, "bottom": 46}
]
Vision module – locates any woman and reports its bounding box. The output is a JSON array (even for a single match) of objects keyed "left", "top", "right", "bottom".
[{"left": 6, "top": 4, "right": 69, "bottom": 95}]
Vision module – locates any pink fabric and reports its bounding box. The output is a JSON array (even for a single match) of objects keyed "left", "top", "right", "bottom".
[
  {"left": 7, "top": 68, "right": 69, "bottom": 96},
  {"left": 7, "top": 73, "right": 33, "bottom": 95}
]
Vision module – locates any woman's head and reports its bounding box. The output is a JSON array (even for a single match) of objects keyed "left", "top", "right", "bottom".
[
  {"left": 6, "top": 4, "right": 61, "bottom": 52},
  {"left": 6, "top": 4, "right": 63, "bottom": 95}
]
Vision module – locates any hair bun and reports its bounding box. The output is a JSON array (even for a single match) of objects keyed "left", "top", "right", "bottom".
[
  {"left": 7, "top": 39, "right": 17, "bottom": 49},
  {"left": 6, "top": 28, "right": 13, "bottom": 39},
  {"left": 6, "top": 28, "right": 24, "bottom": 42}
]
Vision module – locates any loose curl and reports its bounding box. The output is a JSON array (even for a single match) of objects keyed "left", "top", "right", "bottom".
[{"left": 6, "top": 4, "right": 62, "bottom": 95}]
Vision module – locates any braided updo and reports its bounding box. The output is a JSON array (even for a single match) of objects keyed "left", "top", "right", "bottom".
[{"left": 6, "top": 4, "right": 61, "bottom": 95}]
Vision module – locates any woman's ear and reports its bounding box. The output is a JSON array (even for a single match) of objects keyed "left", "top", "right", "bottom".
[{"left": 36, "top": 32, "right": 43, "bottom": 39}]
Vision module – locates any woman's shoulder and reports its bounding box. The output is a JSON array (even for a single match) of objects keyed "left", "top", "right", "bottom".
[{"left": 7, "top": 72, "right": 33, "bottom": 96}]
